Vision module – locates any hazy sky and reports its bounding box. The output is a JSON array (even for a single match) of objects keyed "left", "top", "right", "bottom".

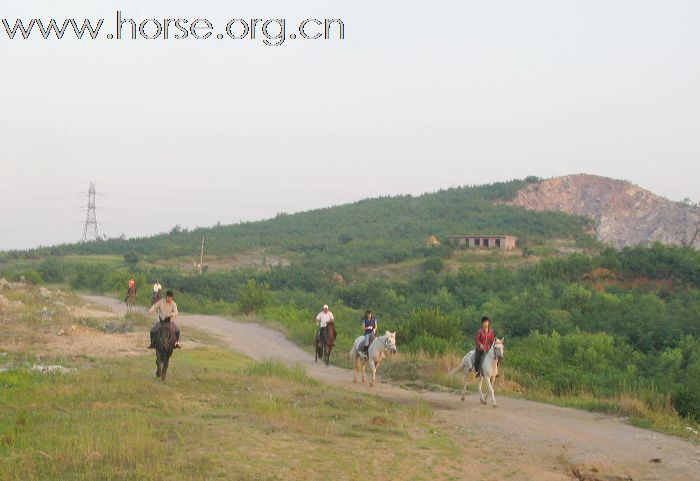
[{"left": 1, "top": 0, "right": 698, "bottom": 250}]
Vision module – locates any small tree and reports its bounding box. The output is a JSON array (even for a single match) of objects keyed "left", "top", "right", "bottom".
[
  {"left": 123, "top": 252, "right": 140, "bottom": 266},
  {"left": 239, "top": 279, "right": 271, "bottom": 314},
  {"left": 422, "top": 256, "right": 444, "bottom": 273},
  {"left": 38, "top": 257, "right": 65, "bottom": 283}
]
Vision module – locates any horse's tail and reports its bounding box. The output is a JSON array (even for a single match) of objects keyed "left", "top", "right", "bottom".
[
  {"left": 349, "top": 340, "right": 359, "bottom": 362},
  {"left": 448, "top": 358, "right": 466, "bottom": 377}
]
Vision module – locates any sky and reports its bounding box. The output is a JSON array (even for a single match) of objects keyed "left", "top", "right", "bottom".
[{"left": 1, "top": 0, "right": 698, "bottom": 250}]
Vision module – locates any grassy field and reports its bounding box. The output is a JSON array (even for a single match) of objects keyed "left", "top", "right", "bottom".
[
  {"left": 0, "top": 285, "right": 467, "bottom": 480},
  {"left": 0, "top": 348, "right": 473, "bottom": 481}
]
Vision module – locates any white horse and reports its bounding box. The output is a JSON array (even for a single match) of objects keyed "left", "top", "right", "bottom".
[
  {"left": 350, "top": 331, "right": 397, "bottom": 387},
  {"left": 451, "top": 338, "right": 505, "bottom": 407}
]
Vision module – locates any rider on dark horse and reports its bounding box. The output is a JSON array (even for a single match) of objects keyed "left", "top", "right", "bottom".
[
  {"left": 474, "top": 316, "right": 495, "bottom": 377},
  {"left": 151, "top": 279, "right": 162, "bottom": 305},
  {"left": 125, "top": 276, "right": 136, "bottom": 302},
  {"left": 148, "top": 290, "right": 181, "bottom": 349},
  {"left": 361, "top": 309, "right": 378, "bottom": 358},
  {"left": 315, "top": 304, "right": 335, "bottom": 347}
]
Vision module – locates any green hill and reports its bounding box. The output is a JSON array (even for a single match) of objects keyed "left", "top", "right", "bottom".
[
  {"left": 2, "top": 178, "right": 593, "bottom": 268},
  {"left": 2, "top": 177, "right": 700, "bottom": 424}
]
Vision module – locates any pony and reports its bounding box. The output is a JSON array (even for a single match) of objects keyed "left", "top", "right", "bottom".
[
  {"left": 451, "top": 338, "right": 505, "bottom": 407},
  {"left": 155, "top": 321, "right": 177, "bottom": 382},
  {"left": 350, "top": 331, "right": 397, "bottom": 386},
  {"left": 315, "top": 321, "right": 336, "bottom": 366}
]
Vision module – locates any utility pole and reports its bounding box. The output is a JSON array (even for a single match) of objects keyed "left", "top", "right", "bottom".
[
  {"left": 199, "top": 237, "right": 205, "bottom": 274},
  {"left": 81, "top": 182, "right": 99, "bottom": 242}
]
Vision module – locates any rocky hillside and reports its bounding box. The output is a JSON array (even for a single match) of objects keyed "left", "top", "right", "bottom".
[{"left": 507, "top": 175, "right": 700, "bottom": 249}]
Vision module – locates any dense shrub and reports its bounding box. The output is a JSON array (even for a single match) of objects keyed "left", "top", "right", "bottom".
[{"left": 38, "top": 257, "right": 65, "bottom": 283}]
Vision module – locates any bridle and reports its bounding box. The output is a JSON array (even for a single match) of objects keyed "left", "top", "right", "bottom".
[
  {"left": 491, "top": 342, "right": 504, "bottom": 361},
  {"left": 382, "top": 335, "right": 396, "bottom": 352}
]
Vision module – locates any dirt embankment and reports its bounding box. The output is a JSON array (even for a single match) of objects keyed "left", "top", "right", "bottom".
[
  {"left": 84, "top": 295, "right": 700, "bottom": 481},
  {"left": 507, "top": 175, "right": 700, "bottom": 249}
]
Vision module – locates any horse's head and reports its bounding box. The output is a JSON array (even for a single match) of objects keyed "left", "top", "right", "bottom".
[
  {"left": 158, "top": 322, "right": 177, "bottom": 352},
  {"left": 383, "top": 331, "right": 398, "bottom": 354},
  {"left": 493, "top": 338, "right": 505, "bottom": 361}
]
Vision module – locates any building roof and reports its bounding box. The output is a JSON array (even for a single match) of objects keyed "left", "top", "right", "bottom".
[{"left": 446, "top": 234, "right": 518, "bottom": 239}]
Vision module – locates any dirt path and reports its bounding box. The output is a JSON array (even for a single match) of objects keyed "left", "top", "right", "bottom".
[{"left": 84, "top": 296, "right": 700, "bottom": 481}]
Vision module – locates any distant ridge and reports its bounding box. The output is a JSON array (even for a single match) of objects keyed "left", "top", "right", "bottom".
[{"left": 507, "top": 174, "right": 700, "bottom": 249}]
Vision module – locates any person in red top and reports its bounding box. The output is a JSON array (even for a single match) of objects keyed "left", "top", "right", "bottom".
[
  {"left": 125, "top": 277, "right": 136, "bottom": 302},
  {"left": 474, "top": 316, "right": 495, "bottom": 377}
]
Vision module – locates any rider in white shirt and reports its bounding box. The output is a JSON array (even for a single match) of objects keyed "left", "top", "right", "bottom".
[
  {"left": 148, "top": 290, "right": 181, "bottom": 349},
  {"left": 151, "top": 280, "right": 163, "bottom": 305},
  {"left": 315, "top": 304, "right": 334, "bottom": 346}
]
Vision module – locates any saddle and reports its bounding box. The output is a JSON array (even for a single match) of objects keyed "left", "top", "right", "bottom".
[{"left": 362, "top": 333, "right": 375, "bottom": 355}]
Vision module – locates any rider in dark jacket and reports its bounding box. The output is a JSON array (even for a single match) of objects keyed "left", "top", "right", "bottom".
[{"left": 361, "top": 310, "right": 378, "bottom": 356}]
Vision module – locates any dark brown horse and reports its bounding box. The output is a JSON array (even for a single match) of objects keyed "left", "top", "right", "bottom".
[
  {"left": 151, "top": 290, "right": 162, "bottom": 305},
  {"left": 315, "top": 321, "right": 336, "bottom": 366},
  {"left": 125, "top": 287, "right": 136, "bottom": 308},
  {"left": 155, "top": 321, "right": 177, "bottom": 381}
]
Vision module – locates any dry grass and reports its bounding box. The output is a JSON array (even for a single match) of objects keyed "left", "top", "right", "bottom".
[
  {"left": 0, "top": 287, "right": 478, "bottom": 480},
  {"left": 0, "top": 348, "right": 473, "bottom": 481}
]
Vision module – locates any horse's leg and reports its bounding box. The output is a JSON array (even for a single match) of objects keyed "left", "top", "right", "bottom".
[
  {"left": 369, "top": 359, "right": 377, "bottom": 387},
  {"left": 361, "top": 360, "right": 367, "bottom": 384},
  {"left": 373, "top": 358, "right": 383, "bottom": 386},
  {"left": 155, "top": 351, "right": 162, "bottom": 378},
  {"left": 487, "top": 375, "right": 497, "bottom": 407},
  {"left": 479, "top": 376, "right": 486, "bottom": 404},
  {"left": 353, "top": 357, "right": 358, "bottom": 383},
  {"left": 461, "top": 367, "right": 468, "bottom": 401},
  {"left": 161, "top": 354, "right": 169, "bottom": 382}
]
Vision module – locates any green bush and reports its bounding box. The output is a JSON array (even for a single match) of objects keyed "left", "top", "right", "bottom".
[
  {"left": 123, "top": 251, "right": 140, "bottom": 266},
  {"left": 18, "top": 270, "right": 42, "bottom": 285},
  {"left": 406, "top": 335, "right": 456, "bottom": 355},
  {"left": 239, "top": 279, "right": 271, "bottom": 314},
  {"left": 422, "top": 256, "right": 444, "bottom": 273},
  {"left": 674, "top": 385, "right": 700, "bottom": 421},
  {"left": 38, "top": 257, "right": 65, "bottom": 283}
]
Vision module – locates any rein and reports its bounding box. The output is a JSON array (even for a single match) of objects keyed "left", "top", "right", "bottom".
[
  {"left": 489, "top": 343, "right": 503, "bottom": 365},
  {"left": 370, "top": 336, "right": 393, "bottom": 354}
]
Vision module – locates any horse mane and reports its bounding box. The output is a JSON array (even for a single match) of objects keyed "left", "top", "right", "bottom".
[
  {"left": 158, "top": 321, "right": 177, "bottom": 352},
  {"left": 325, "top": 322, "right": 335, "bottom": 347}
]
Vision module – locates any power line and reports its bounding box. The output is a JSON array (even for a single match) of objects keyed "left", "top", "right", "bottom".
[
  {"left": 0, "top": 192, "right": 83, "bottom": 205},
  {"left": 98, "top": 191, "right": 291, "bottom": 209}
]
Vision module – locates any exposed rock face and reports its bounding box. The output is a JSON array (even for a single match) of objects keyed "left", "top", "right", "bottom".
[{"left": 508, "top": 175, "right": 700, "bottom": 248}]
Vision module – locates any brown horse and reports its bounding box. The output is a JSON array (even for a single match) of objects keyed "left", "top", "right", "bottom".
[
  {"left": 315, "top": 322, "right": 336, "bottom": 366},
  {"left": 155, "top": 321, "right": 177, "bottom": 381},
  {"left": 151, "top": 290, "right": 162, "bottom": 305},
  {"left": 125, "top": 287, "right": 136, "bottom": 308}
]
